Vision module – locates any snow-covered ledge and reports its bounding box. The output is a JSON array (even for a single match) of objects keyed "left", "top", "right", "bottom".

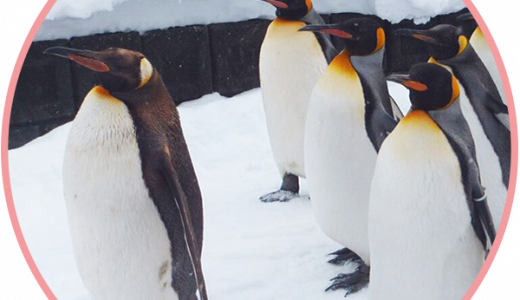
[{"left": 11, "top": 7, "right": 472, "bottom": 150}]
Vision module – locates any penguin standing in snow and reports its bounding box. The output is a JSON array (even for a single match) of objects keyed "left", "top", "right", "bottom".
[
  {"left": 300, "top": 18, "right": 402, "bottom": 295},
  {"left": 370, "top": 63, "right": 495, "bottom": 300},
  {"left": 45, "top": 46, "right": 208, "bottom": 300},
  {"left": 259, "top": 0, "right": 337, "bottom": 202},
  {"left": 458, "top": 12, "right": 506, "bottom": 104},
  {"left": 396, "top": 25, "right": 510, "bottom": 230}
]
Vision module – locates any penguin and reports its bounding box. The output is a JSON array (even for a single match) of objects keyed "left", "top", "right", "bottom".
[
  {"left": 396, "top": 24, "right": 510, "bottom": 231},
  {"left": 370, "top": 63, "right": 495, "bottom": 300},
  {"left": 299, "top": 18, "right": 402, "bottom": 295},
  {"left": 44, "top": 46, "right": 208, "bottom": 300},
  {"left": 259, "top": 0, "right": 338, "bottom": 202},
  {"left": 458, "top": 12, "right": 506, "bottom": 104}
]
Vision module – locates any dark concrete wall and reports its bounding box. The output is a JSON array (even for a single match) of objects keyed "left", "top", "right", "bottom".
[{"left": 10, "top": 9, "right": 474, "bottom": 149}]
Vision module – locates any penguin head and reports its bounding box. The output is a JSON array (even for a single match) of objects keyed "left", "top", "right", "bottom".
[
  {"left": 395, "top": 24, "right": 468, "bottom": 61},
  {"left": 261, "top": 0, "right": 312, "bottom": 21},
  {"left": 299, "top": 18, "right": 385, "bottom": 55},
  {"left": 388, "top": 63, "right": 460, "bottom": 111},
  {"left": 44, "top": 46, "right": 154, "bottom": 93}
]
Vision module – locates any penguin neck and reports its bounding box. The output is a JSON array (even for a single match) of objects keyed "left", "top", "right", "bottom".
[
  {"left": 401, "top": 110, "right": 441, "bottom": 133},
  {"left": 329, "top": 50, "right": 358, "bottom": 78}
]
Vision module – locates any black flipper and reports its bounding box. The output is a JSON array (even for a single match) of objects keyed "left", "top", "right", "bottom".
[
  {"left": 429, "top": 100, "right": 493, "bottom": 251},
  {"left": 439, "top": 44, "right": 511, "bottom": 188},
  {"left": 301, "top": 8, "right": 338, "bottom": 64},
  {"left": 351, "top": 47, "right": 402, "bottom": 152}
]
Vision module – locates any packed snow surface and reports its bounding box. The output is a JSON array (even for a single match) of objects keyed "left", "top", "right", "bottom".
[
  {"left": 10, "top": 86, "right": 409, "bottom": 300},
  {"left": 36, "top": 0, "right": 466, "bottom": 41}
]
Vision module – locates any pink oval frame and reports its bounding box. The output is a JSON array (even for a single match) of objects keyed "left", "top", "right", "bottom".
[{"left": 1, "top": 1, "right": 517, "bottom": 299}]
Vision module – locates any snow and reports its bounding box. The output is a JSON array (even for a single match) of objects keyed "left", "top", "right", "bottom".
[
  {"left": 10, "top": 85, "right": 410, "bottom": 299},
  {"left": 35, "top": 0, "right": 466, "bottom": 41}
]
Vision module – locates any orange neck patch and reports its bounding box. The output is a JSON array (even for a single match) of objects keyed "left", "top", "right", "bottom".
[
  {"left": 93, "top": 85, "right": 112, "bottom": 97},
  {"left": 449, "top": 75, "right": 460, "bottom": 104},
  {"left": 401, "top": 110, "right": 440, "bottom": 132},
  {"left": 329, "top": 50, "right": 357, "bottom": 78}
]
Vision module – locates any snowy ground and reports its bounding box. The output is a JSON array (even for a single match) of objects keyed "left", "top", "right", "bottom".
[{"left": 9, "top": 85, "right": 409, "bottom": 300}]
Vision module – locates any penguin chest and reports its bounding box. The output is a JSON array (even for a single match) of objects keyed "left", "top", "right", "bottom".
[
  {"left": 471, "top": 28, "right": 506, "bottom": 103},
  {"left": 304, "top": 65, "right": 376, "bottom": 261},
  {"left": 62, "top": 89, "right": 178, "bottom": 300},
  {"left": 369, "top": 111, "right": 485, "bottom": 300},
  {"left": 459, "top": 86, "right": 506, "bottom": 229},
  {"left": 260, "top": 19, "right": 328, "bottom": 176}
]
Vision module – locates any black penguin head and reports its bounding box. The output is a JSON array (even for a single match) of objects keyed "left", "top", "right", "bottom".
[
  {"left": 395, "top": 24, "right": 468, "bottom": 61},
  {"left": 261, "top": 0, "right": 312, "bottom": 20},
  {"left": 44, "top": 46, "right": 154, "bottom": 93},
  {"left": 388, "top": 63, "right": 460, "bottom": 111},
  {"left": 299, "top": 18, "right": 385, "bottom": 55}
]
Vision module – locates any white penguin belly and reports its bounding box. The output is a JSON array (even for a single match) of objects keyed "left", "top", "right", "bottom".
[
  {"left": 471, "top": 28, "right": 506, "bottom": 104},
  {"left": 62, "top": 88, "right": 178, "bottom": 300},
  {"left": 260, "top": 19, "right": 328, "bottom": 177},
  {"left": 369, "top": 113, "right": 485, "bottom": 300},
  {"left": 305, "top": 63, "right": 376, "bottom": 264},
  {"left": 459, "top": 87, "right": 507, "bottom": 230}
]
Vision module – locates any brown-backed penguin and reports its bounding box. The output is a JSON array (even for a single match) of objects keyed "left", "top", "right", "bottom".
[
  {"left": 370, "top": 63, "right": 495, "bottom": 300},
  {"left": 300, "top": 18, "right": 402, "bottom": 295},
  {"left": 396, "top": 25, "right": 510, "bottom": 231},
  {"left": 259, "top": 0, "right": 337, "bottom": 202},
  {"left": 45, "top": 46, "right": 208, "bottom": 300}
]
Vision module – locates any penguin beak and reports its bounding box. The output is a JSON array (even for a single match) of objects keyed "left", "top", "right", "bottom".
[
  {"left": 457, "top": 12, "right": 475, "bottom": 22},
  {"left": 394, "top": 29, "right": 439, "bottom": 45},
  {"left": 387, "top": 74, "right": 429, "bottom": 92},
  {"left": 44, "top": 46, "right": 111, "bottom": 73},
  {"left": 299, "top": 24, "right": 353, "bottom": 39},
  {"left": 260, "top": 0, "right": 289, "bottom": 9}
]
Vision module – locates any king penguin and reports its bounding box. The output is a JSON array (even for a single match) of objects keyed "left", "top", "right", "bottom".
[
  {"left": 458, "top": 12, "right": 506, "bottom": 104},
  {"left": 396, "top": 25, "right": 510, "bottom": 231},
  {"left": 300, "top": 18, "right": 403, "bottom": 295},
  {"left": 259, "top": 0, "right": 337, "bottom": 202},
  {"left": 45, "top": 46, "right": 208, "bottom": 300},
  {"left": 370, "top": 63, "right": 495, "bottom": 300}
]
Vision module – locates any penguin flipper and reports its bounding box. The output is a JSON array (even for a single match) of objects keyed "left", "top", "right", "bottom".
[
  {"left": 160, "top": 148, "right": 209, "bottom": 300},
  {"left": 486, "top": 96, "right": 510, "bottom": 130}
]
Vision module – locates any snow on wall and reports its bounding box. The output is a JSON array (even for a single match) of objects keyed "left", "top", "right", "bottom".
[{"left": 36, "top": 0, "right": 466, "bottom": 41}]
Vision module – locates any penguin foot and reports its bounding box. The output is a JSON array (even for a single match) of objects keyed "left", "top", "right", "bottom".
[
  {"left": 259, "top": 190, "right": 299, "bottom": 203},
  {"left": 326, "top": 264, "right": 369, "bottom": 297},
  {"left": 328, "top": 248, "right": 362, "bottom": 266}
]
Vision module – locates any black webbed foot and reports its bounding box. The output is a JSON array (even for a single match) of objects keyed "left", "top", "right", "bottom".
[
  {"left": 326, "top": 263, "right": 369, "bottom": 297},
  {"left": 328, "top": 248, "right": 362, "bottom": 266},
  {"left": 259, "top": 190, "right": 299, "bottom": 203}
]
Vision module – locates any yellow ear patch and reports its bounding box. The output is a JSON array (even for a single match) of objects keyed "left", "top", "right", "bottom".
[
  {"left": 457, "top": 35, "right": 468, "bottom": 56},
  {"left": 138, "top": 58, "right": 153, "bottom": 89},
  {"left": 450, "top": 75, "right": 460, "bottom": 103},
  {"left": 306, "top": 0, "right": 313, "bottom": 12},
  {"left": 374, "top": 28, "right": 386, "bottom": 53}
]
